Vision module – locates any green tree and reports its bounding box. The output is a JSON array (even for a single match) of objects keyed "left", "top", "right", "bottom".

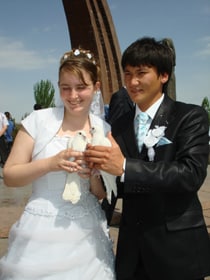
[
  {"left": 34, "top": 79, "right": 55, "bottom": 108},
  {"left": 201, "top": 96, "right": 210, "bottom": 125}
]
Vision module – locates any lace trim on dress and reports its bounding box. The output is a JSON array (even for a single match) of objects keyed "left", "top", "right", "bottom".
[{"left": 24, "top": 195, "right": 103, "bottom": 220}]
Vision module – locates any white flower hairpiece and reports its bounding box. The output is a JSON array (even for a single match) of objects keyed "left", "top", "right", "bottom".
[
  {"left": 60, "top": 48, "right": 96, "bottom": 66},
  {"left": 144, "top": 125, "right": 172, "bottom": 161},
  {"left": 86, "top": 53, "right": 92, "bottom": 59},
  {"left": 73, "top": 49, "right": 80, "bottom": 56}
]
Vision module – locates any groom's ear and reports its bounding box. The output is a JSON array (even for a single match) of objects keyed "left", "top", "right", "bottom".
[{"left": 161, "top": 72, "right": 169, "bottom": 84}]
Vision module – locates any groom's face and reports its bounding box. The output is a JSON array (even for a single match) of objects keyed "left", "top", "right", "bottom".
[{"left": 123, "top": 64, "right": 168, "bottom": 111}]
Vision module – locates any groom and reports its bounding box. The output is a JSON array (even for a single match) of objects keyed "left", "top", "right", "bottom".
[{"left": 85, "top": 37, "right": 210, "bottom": 280}]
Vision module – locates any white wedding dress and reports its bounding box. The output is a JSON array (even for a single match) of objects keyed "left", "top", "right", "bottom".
[{"left": 0, "top": 135, "right": 115, "bottom": 279}]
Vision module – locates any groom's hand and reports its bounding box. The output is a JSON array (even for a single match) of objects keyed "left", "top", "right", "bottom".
[{"left": 84, "top": 132, "right": 125, "bottom": 176}]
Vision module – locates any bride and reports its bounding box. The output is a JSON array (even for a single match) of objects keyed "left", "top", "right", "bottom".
[{"left": 0, "top": 48, "right": 116, "bottom": 279}]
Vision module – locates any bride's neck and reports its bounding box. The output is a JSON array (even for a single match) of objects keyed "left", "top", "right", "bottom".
[{"left": 58, "top": 113, "right": 91, "bottom": 136}]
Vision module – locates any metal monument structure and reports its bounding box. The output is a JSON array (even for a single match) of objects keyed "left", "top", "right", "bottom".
[
  {"left": 62, "top": 0, "right": 123, "bottom": 104},
  {"left": 62, "top": 0, "right": 176, "bottom": 103},
  {"left": 162, "top": 38, "right": 176, "bottom": 101}
]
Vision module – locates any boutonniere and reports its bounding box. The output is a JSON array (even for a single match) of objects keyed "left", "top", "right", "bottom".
[{"left": 144, "top": 125, "right": 172, "bottom": 161}]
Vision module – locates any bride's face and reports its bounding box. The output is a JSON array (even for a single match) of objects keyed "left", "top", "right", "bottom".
[{"left": 59, "top": 69, "right": 99, "bottom": 115}]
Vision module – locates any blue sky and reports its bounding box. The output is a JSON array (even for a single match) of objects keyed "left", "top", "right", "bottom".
[{"left": 0, "top": 0, "right": 209, "bottom": 122}]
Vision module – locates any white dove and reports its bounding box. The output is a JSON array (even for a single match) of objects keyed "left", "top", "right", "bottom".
[
  {"left": 90, "top": 126, "right": 117, "bottom": 203},
  {"left": 62, "top": 131, "right": 88, "bottom": 204}
]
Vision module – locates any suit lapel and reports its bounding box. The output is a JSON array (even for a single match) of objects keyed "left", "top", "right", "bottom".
[{"left": 150, "top": 94, "right": 175, "bottom": 129}]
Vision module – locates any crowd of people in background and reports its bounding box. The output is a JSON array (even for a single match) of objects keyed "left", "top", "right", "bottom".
[
  {"left": 0, "top": 111, "right": 15, "bottom": 168},
  {"left": 0, "top": 104, "right": 44, "bottom": 169}
]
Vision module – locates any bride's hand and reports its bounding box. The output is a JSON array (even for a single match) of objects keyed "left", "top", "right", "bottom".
[
  {"left": 77, "top": 159, "right": 92, "bottom": 178},
  {"left": 48, "top": 149, "right": 84, "bottom": 173}
]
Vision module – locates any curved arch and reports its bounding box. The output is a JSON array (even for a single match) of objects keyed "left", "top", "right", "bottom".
[{"left": 62, "top": 0, "right": 123, "bottom": 103}]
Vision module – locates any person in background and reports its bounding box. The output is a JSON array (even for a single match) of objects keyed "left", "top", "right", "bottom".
[
  {"left": 85, "top": 37, "right": 210, "bottom": 280},
  {"left": 108, "top": 86, "right": 134, "bottom": 125},
  {"left": 0, "top": 112, "right": 9, "bottom": 167},
  {"left": 0, "top": 48, "right": 115, "bottom": 279},
  {"left": 4, "top": 112, "right": 15, "bottom": 154}
]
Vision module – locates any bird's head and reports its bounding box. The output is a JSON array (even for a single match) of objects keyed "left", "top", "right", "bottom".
[
  {"left": 90, "top": 127, "right": 96, "bottom": 135},
  {"left": 90, "top": 126, "right": 103, "bottom": 135},
  {"left": 77, "top": 131, "right": 87, "bottom": 139}
]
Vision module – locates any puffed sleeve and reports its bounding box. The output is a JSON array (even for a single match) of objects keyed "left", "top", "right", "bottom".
[{"left": 21, "top": 110, "right": 39, "bottom": 139}]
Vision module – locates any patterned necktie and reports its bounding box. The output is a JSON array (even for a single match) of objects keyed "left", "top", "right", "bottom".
[{"left": 135, "top": 112, "right": 150, "bottom": 152}]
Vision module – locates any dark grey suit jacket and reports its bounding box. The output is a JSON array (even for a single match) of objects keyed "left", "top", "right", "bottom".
[
  {"left": 112, "top": 94, "right": 210, "bottom": 280},
  {"left": 108, "top": 87, "right": 134, "bottom": 125}
]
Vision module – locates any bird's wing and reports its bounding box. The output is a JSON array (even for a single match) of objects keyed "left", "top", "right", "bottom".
[{"left": 100, "top": 170, "right": 117, "bottom": 203}]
